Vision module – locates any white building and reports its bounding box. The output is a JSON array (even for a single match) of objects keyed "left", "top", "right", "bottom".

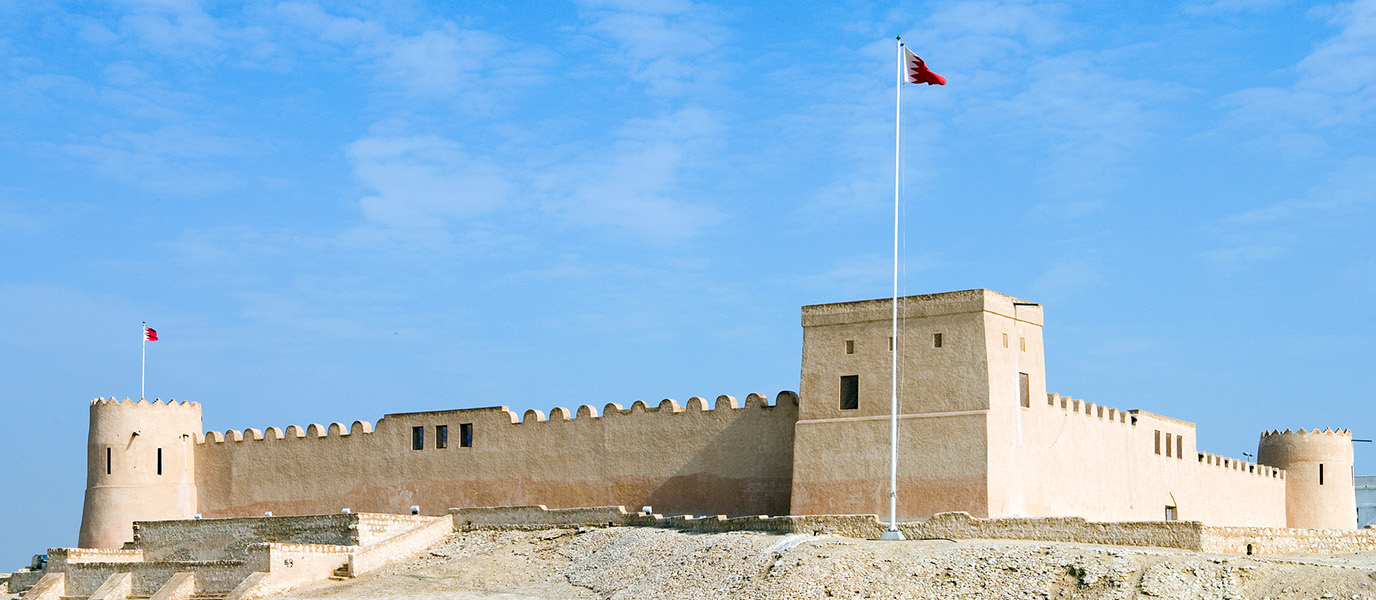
[{"left": 1359, "top": 475, "right": 1376, "bottom": 528}]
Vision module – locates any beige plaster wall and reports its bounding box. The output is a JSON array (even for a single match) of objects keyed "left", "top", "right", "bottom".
[
  {"left": 80, "top": 399, "right": 202, "bottom": 549},
  {"left": 792, "top": 290, "right": 1007, "bottom": 519},
  {"left": 193, "top": 393, "right": 797, "bottom": 520},
  {"left": 1258, "top": 428, "right": 1357, "bottom": 529}
]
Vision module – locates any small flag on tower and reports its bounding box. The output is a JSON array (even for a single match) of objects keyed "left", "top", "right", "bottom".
[
  {"left": 144, "top": 326, "right": 158, "bottom": 341},
  {"left": 903, "top": 47, "right": 946, "bottom": 86}
]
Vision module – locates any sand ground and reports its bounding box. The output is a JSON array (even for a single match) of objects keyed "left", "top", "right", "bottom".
[{"left": 267, "top": 527, "right": 1376, "bottom": 600}]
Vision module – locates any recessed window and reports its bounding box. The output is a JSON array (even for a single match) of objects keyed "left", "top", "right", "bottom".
[
  {"left": 1154, "top": 430, "right": 1161, "bottom": 455},
  {"left": 933, "top": 333, "right": 942, "bottom": 348},
  {"left": 412, "top": 426, "right": 424, "bottom": 451},
  {"left": 157, "top": 448, "right": 163, "bottom": 475},
  {"left": 1020, "top": 337, "right": 1026, "bottom": 351},
  {"left": 840, "top": 375, "right": 859, "bottom": 410},
  {"left": 1002, "top": 333, "right": 1008, "bottom": 348},
  {"left": 888, "top": 337, "right": 894, "bottom": 351},
  {"left": 436, "top": 425, "right": 448, "bottom": 449},
  {"left": 106, "top": 447, "right": 112, "bottom": 475},
  {"left": 844, "top": 340, "right": 855, "bottom": 354},
  {"left": 1165, "top": 505, "right": 1177, "bottom": 521},
  {"left": 1177, "top": 435, "right": 1183, "bottom": 460},
  {"left": 1319, "top": 463, "right": 1324, "bottom": 485},
  {"left": 460, "top": 423, "right": 473, "bottom": 448},
  {"left": 1019, "top": 373, "right": 1030, "bottom": 408}
]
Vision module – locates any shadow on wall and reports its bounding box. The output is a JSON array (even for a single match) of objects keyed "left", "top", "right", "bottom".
[{"left": 647, "top": 392, "right": 799, "bottom": 517}]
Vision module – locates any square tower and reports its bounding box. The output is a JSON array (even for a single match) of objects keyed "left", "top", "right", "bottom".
[{"left": 789, "top": 289, "right": 1045, "bottom": 520}]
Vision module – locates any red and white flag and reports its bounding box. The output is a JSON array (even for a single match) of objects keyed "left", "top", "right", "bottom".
[
  {"left": 903, "top": 47, "right": 946, "bottom": 86},
  {"left": 144, "top": 326, "right": 158, "bottom": 341}
]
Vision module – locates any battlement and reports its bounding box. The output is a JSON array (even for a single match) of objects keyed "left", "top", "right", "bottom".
[
  {"left": 1198, "top": 452, "right": 1284, "bottom": 479},
  {"left": 508, "top": 392, "right": 789, "bottom": 424},
  {"left": 201, "top": 421, "right": 375, "bottom": 444},
  {"left": 801, "top": 289, "right": 1043, "bottom": 327},
  {"left": 1260, "top": 427, "right": 1352, "bottom": 439},
  {"left": 1044, "top": 392, "right": 1133, "bottom": 424},
  {"left": 91, "top": 397, "right": 200, "bottom": 411}
]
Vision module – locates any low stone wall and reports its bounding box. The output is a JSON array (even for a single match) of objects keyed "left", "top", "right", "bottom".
[
  {"left": 904, "top": 513, "right": 1206, "bottom": 550},
  {"left": 349, "top": 517, "right": 452, "bottom": 576},
  {"left": 1202, "top": 525, "right": 1376, "bottom": 555},
  {"left": 54, "top": 560, "right": 251, "bottom": 597},
  {"left": 129, "top": 512, "right": 432, "bottom": 562}
]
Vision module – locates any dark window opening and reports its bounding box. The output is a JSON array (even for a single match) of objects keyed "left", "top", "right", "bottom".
[
  {"left": 157, "top": 448, "right": 163, "bottom": 475},
  {"left": 412, "top": 426, "right": 424, "bottom": 450},
  {"left": 1177, "top": 435, "right": 1183, "bottom": 460},
  {"left": 1154, "top": 430, "right": 1161, "bottom": 455},
  {"left": 844, "top": 340, "right": 855, "bottom": 354},
  {"left": 1166, "top": 433, "right": 1173, "bottom": 458},
  {"left": 1165, "top": 505, "right": 1177, "bottom": 521},
  {"left": 106, "top": 447, "right": 111, "bottom": 474},
  {"left": 1246, "top": 544, "right": 1254, "bottom": 555},
  {"left": 1020, "top": 337, "right": 1026, "bottom": 351},
  {"left": 436, "top": 425, "right": 448, "bottom": 449},
  {"left": 933, "top": 333, "right": 943, "bottom": 348},
  {"left": 459, "top": 423, "right": 473, "bottom": 447},
  {"left": 1319, "top": 463, "right": 1324, "bottom": 485},
  {"left": 1019, "top": 372, "right": 1030, "bottom": 408},
  {"left": 888, "top": 337, "right": 894, "bottom": 351},
  {"left": 840, "top": 375, "right": 859, "bottom": 410}
]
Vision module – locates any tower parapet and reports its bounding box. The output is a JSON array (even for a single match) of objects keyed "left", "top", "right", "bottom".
[
  {"left": 78, "top": 398, "right": 202, "bottom": 548},
  {"left": 1257, "top": 428, "right": 1356, "bottom": 529}
]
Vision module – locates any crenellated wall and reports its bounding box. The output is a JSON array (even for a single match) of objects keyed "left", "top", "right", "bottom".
[{"left": 192, "top": 392, "right": 799, "bottom": 520}]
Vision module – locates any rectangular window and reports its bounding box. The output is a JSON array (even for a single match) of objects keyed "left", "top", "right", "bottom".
[
  {"left": 888, "top": 337, "right": 894, "bottom": 351},
  {"left": 1165, "top": 506, "right": 1177, "bottom": 521},
  {"left": 1020, "top": 337, "right": 1026, "bottom": 351},
  {"left": 1165, "top": 433, "right": 1173, "bottom": 458},
  {"left": 1177, "top": 435, "right": 1183, "bottom": 460},
  {"left": 1319, "top": 463, "right": 1324, "bottom": 485},
  {"left": 412, "top": 426, "right": 424, "bottom": 450},
  {"left": 1002, "top": 333, "right": 1008, "bottom": 348},
  {"left": 839, "top": 375, "right": 859, "bottom": 410},
  {"left": 436, "top": 425, "right": 448, "bottom": 449},
  {"left": 1154, "top": 430, "right": 1161, "bottom": 455},
  {"left": 459, "top": 423, "right": 473, "bottom": 448},
  {"left": 933, "top": 333, "right": 942, "bottom": 348},
  {"left": 157, "top": 448, "right": 163, "bottom": 475},
  {"left": 844, "top": 340, "right": 855, "bottom": 354},
  {"left": 1019, "top": 372, "right": 1030, "bottom": 408},
  {"left": 106, "top": 447, "right": 111, "bottom": 474}
]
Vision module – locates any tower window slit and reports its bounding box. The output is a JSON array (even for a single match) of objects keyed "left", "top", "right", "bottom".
[
  {"left": 157, "top": 448, "right": 163, "bottom": 475},
  {"left": 106, "top": 447, "right": 111, "bottom": 474}
]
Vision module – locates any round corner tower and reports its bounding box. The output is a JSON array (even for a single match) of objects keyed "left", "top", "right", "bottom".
[
  {"left": 78, "top": 398, "right": 202, "bottom": 548},
  {"left": 1257, "top": 428, "right": 1356, "bottom": 530}
]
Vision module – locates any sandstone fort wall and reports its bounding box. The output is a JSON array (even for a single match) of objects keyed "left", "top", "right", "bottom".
[{"left": 193, "top": 392, "right": 798, "bottom": 520}]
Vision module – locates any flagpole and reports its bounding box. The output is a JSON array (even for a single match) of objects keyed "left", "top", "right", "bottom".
[
  {"left": 141, "top": 321, "right": 147, "bottom": 400},
  {"left": 882, "top": 36, "right": 905, "bottom": 541}
]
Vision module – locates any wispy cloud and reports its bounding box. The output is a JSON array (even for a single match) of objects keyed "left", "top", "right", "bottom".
[
  {"left": 346, "top": 133, "right": 515, "bottom": 230},
  {"left": 1221, "top": 0, "right": 1376, "bottom": 144},
  {"left": 62, "top": 125, "right": 248, "bottom": 195},
  {"left": 1203, "top": 155, "right": 1376, "bottom": 267},
  {"left": 576, "top": 0, "right": 729, "bottom": 97}
]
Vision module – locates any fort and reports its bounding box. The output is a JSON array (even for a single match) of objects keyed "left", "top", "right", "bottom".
[
  {"left": 77, "top": 289, "right": 1357, "bottom": 548},
  {"left": 9, "top": 289, "right": 1366, "bottom": 600}
]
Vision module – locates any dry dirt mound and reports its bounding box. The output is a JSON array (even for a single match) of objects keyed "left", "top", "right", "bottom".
[{"left": 273, "top": 527, "right": 1376, "bottom": 600}]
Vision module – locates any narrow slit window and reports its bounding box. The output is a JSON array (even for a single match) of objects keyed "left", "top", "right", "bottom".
[
  {"left": 436, "top": 425, "right": 448, "bottom": 449},
  {"left": 157, "top": 448, "right": 163, "bottom": 475},
  {"left": 840, "top": 375, "right": 859, "bottom": 410},
  {"left": 459, "top": 423, "right": 473, "bottom": 447},
  {"left": 1019, "top": 372, "right": 1030, "bottom": 408},
  {"left": 106, "top": 447, "right": 111, "bottom": 474},
  {"left": 1020, "top": 337, "right": 1026, "bottom": 351},
  {"left": 1154, "top": 430, "right": 1161, "bottom": 455},
  {"left": 1002, "top": 333, "right": 1008, "bottom": 348},
  {"left": 412, "top": 426, "right": 424, "bottom": 450},
  {"left": 1176, "top": 435, "right": 1183, "bottom": 460},
  {"left": 933, "top": 333, "right": 943, "bottom": 348},
  {"left": 844, "top": 340, "right": 855, "bottom": 354},
  {"left": 888, "top": 337, "right": 894, "bottom": 351},
  {"left": 1165, "top": 433, "right": 1173, "bottom": 458},
  {"left": 1319, "top": 463, "right": 1324, "bottom": 485}
]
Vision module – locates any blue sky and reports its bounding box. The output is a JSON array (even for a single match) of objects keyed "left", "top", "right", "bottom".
[{"left": 2, "top": 0, "right": 1373, "bottom": 565}]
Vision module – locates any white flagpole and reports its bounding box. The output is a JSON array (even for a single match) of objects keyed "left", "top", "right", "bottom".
[
  {"left": 882, "top": 36, "right": 905, "bottom": 541},
  {"left": 141, "top": 321, "right": 147, "bottom": 400}
]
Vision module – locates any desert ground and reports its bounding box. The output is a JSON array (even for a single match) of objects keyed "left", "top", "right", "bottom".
[{"left": 260, "top": 527, "right": 1376, "bottom": 600}]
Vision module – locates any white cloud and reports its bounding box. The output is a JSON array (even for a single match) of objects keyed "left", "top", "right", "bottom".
[
  {"left": 346, "top": 134, "right": 514, "bottom": 230},
  {"left": 577, "top": 0, "right": 727, "bottom": 97},
  {"left": 1221, "top": 0, "right": 1376, "bottom": 136}
]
